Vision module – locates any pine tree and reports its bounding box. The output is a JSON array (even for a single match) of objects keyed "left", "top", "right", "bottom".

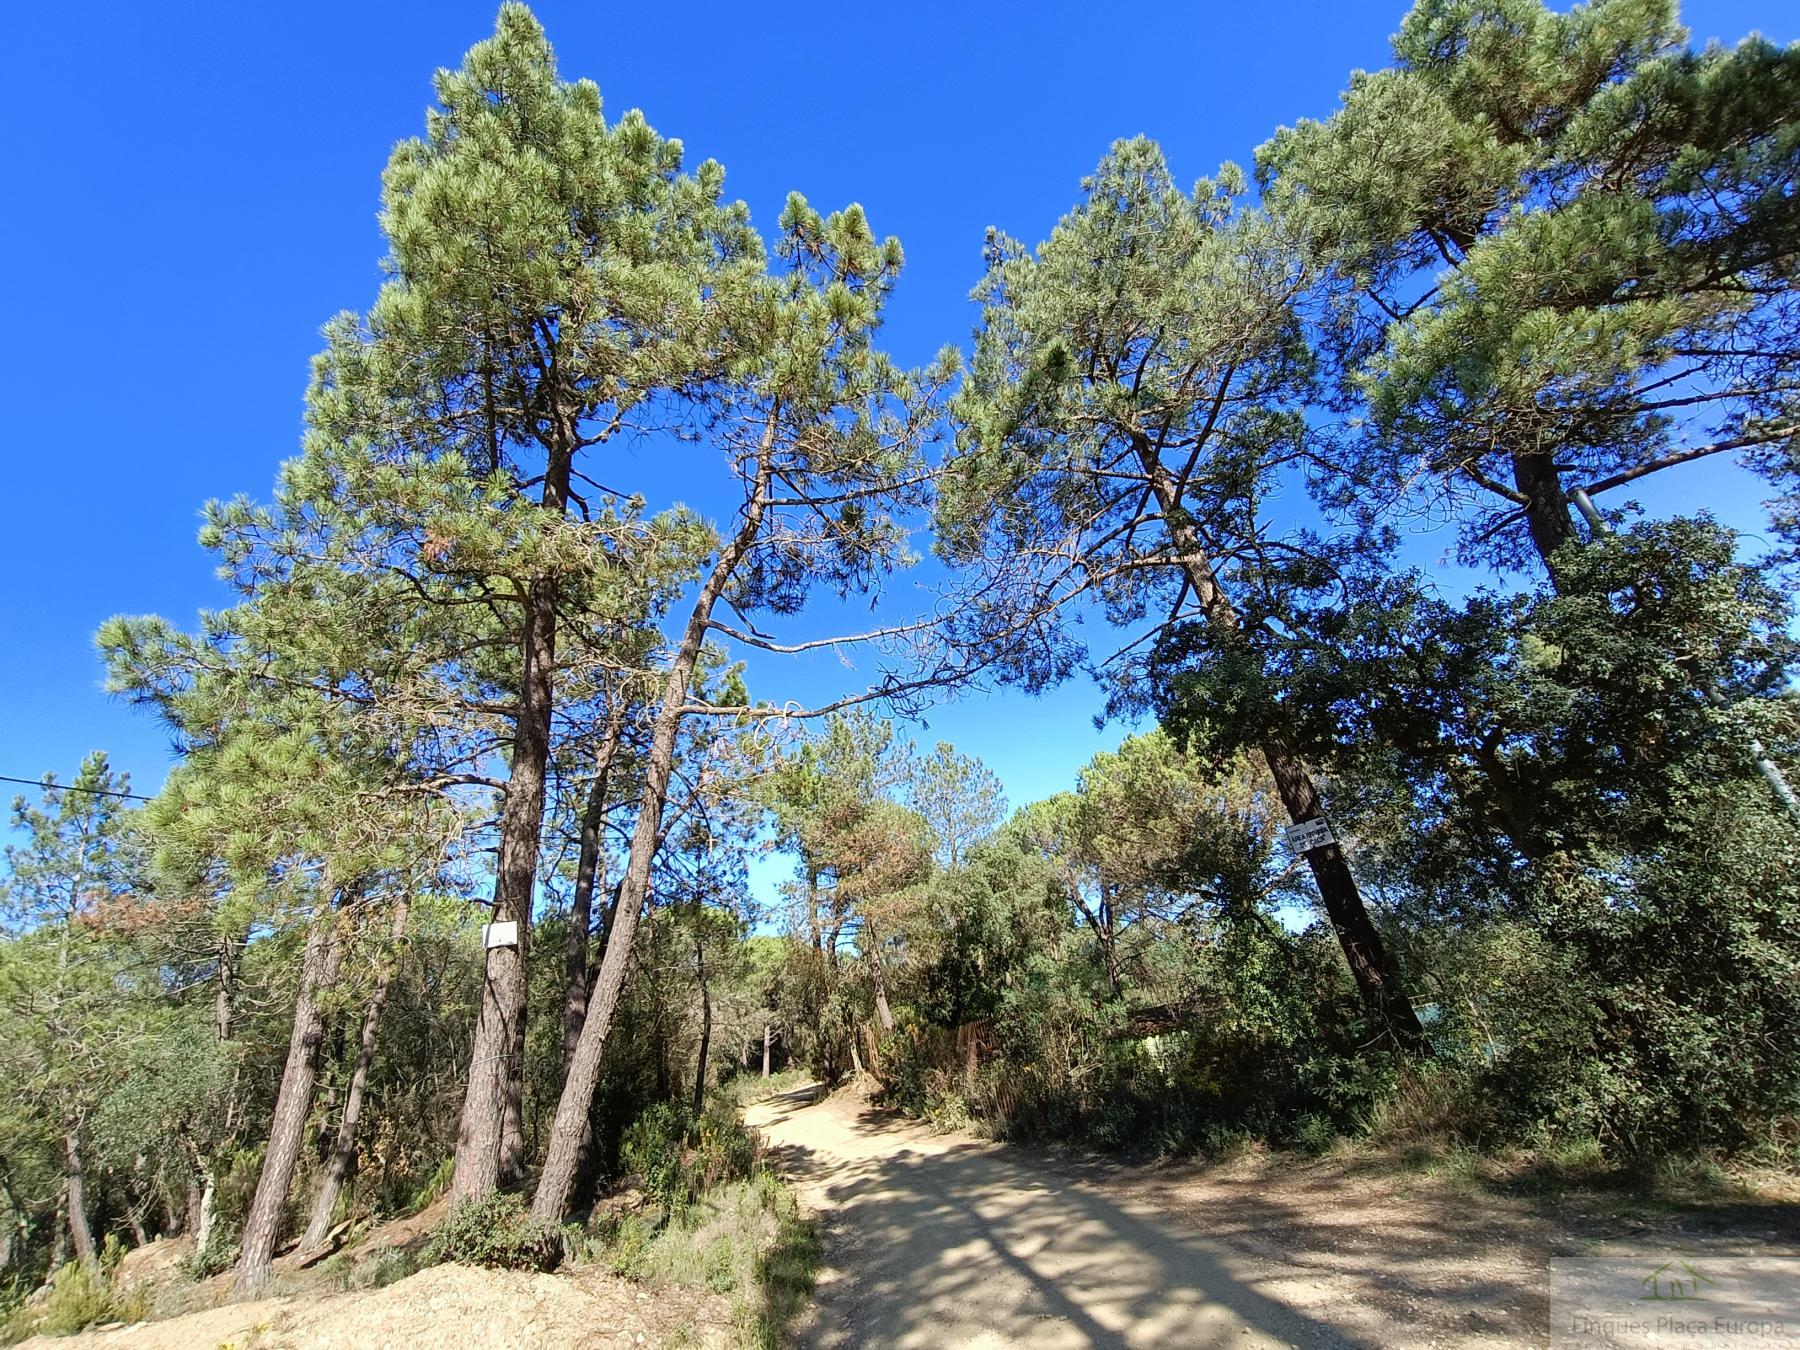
[
  {"left": 941, "top": 139, "right": 1425, "bottom": 1048},
  {"left": 284, "top": 4, "right": 756, "bottom": 1207},
  {"left": 1257, "top": 0, "right": 1800, "bottom": 574}
]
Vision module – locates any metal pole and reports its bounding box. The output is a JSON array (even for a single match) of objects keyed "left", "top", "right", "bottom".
[{"left": 1570, "top": 486, "right": 1800, "bottom": 828}]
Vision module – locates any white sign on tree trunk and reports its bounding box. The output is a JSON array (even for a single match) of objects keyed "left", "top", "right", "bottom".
[
  {"left": 1284, "top": 818, "right": 1335, "bottom": 853},
  {"left": 483, "top": 921, "right": 519, "bottom": 949}
]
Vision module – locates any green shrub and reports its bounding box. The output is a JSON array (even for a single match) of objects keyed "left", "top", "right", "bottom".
[
  {"left": 405, "top": 1156, "right": 454, "bottom": 1215},
  {"left": 349, "top": 1245, "right": 420, "bottom": 1289},
  {"left": 189, "top": 1228, "right": 239, "bottom": 1280},
  {"left": 34, "top": 1258, "right": 148, "bottom": 1337},
  {"left": 1290, "top": 1113, "right": 1337, "bottom": 1156},
  {"left": 0, "top": 1303, "right": 36, "bottom": 1347},
  {"left": 602, "top": 1211, "right": 655, "bottom": 1279},
  {"left": 424, "top": 1193, "right": 563, "bottom": 1272},
  {"left": 620, "top": 1100, "right": 762, "bottom": 1215},
  {"left": 622, "top": 1103, "right": 693, "bottom": 1211}
]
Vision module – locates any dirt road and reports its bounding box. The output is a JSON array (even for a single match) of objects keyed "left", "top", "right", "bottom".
[{"left": 744, "top": 1085, "right": 1797, "bottom": 1349}]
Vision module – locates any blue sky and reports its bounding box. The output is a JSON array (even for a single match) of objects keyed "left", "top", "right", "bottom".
[{"left": 3, "top": 0, "right": 1791, "bottom": 893}]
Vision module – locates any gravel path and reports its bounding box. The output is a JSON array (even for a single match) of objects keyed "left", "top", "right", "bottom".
[{"left": 745, "top": 1085, "right": 1799, "bottom": 1349}]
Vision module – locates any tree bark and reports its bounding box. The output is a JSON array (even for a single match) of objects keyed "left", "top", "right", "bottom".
[
  {"left": 215, "top": 930, "right": 238, "bottom": 1042},
  {"left": 299, "top": 896, "right": 411, "bottom": 1254},
  {"left": 762, "top": 1023, "right": 772, "bottom": 1078},
  {"left": 449, "top": 439, "right": 574, "bottom": 1207},
  {"left": 865, "top": 917, "right": 896, "bottom": 1035},
  {"left": 691, "top": 931, "right": 713, "bottom": 1122},
  {"left": 1131, "top": 434, "right": 1424, "bottom": 1049},
  {"left": 63, "top": 1134, "right": 94, "bottom": 1265},
  {"left": 532, "top": 421, "right": 776, "bottom": 1223},
  {"left": 48, "top": 1199, "right": 67, "bottom": 1274},
  {"left": 233, "top": 899, "right": 351, "bottom": 1294},
  {"left": 566, "top": 705, "right": 625, "bottom": 1070},
  {"left": 1259, "top": 731, "right": 1423, "bottom": 1046},
  {"left": 1511, "top": 447, "right": 1577, "bottom": 579}
]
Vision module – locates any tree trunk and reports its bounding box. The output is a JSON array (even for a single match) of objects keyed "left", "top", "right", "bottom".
[
  {"left": 532, "top": 429, "right": 776, "bottom": 1223},
  {"left": 48, "top": 1199, "right": 67, "bottom": 1273},
  {"left": 233, "top": 900, "right": 351, "bottom": 1294},
  {"left": 691, "top": 933, "right": 713, "bottom": 1122},
  {"left": 1131, "top": 434, "right": 1424, "bottom": 1049},
  {"left": 449, "top": 435, "right": 575, "bottom": 1207},
  {"left": 865, "top": 917, "right": 896, "bottom": 1035},
  {"left": 63, "top": 1134, "right": 94, "bottom": 1264},
  {"left": 567, "top": 706, "right": 625, "bottom": 1070},
  {"left": 1260, "top": 731, "right": 1425, "bottom": 1046},
  {"left": 762, "top": 1023, "right": 771, "bottom": 1078},
  {"left": 299, "top": 896, "right": 410, "bottom": 1254},
  {"left": 181, "top": 1132, "right": 218, "bottom": 1257},
  {"left": 1512, "top": 446, "right": 1577, "bottom": 577},
  {"left": 215, "top": 930, "right": 238, "bottom": 1042}
]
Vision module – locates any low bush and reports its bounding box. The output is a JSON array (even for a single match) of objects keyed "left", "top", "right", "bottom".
[
  {"left": 3, "top": 1258, "right": 151, "bottom": 1342},
  {"left": 189, "top": 1228, "right": 239, "bottom": 1280},
  {"left": 424, "top": 1193, "right": 563, "bottom": 1272},
  {"left": 619, "top": 1099, "right": 763, "bottom": 1216}
]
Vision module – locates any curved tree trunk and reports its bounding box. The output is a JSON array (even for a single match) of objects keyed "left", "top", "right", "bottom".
[
  {"left": 233, "top": 898, "right": 351, "bottom": 1294},
  {"left": 533, "top": 431, "right": 775, "bottom": 1223},
  {"left": 299, "top": 895, "right": 411, "bottom": 1254},
  {"left": 566, "top": 705, "right": 625, "bottom": 1068},
  {"left": 1131, "top": 433, "right": 1424, "bottom": 1050}
]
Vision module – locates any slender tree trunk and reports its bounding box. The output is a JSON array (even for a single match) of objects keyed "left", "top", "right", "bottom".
[
  {"left": 48, "top": 1199, "right": 67, "bottom": 1273},
  {"left": 1131, "top": 434, "right": 1424, "bottom": 1049},
  {"left": 566, "top": 706, "right": 625, "bottom": 1069},
  {"left": 63, "top": 1134, "right": 94, "bottom": 1264},
  {"left": 450, "top": 440, "right": 574, "bottom": 1206},
  {"left": 762, "top": 1023, "right": 771, "bottom": 1078},
  {"left": 1260, "top": 731, "right": 1424, "bottom": 1045},
  {"left": 233, "top": 900, "right": 351, "bottom": 1294},
  {"left": 299, "top": 896, "right": 411, "bottom": 1254},
  {"left": 180, "top": 1133, "right": 217, "bottom": 1257},
  {"left": 215, "top": 930, "right": 238, "bottom": 1042},
  {"left": 865, "top": 917, "right": 896, "bottom": 1035},
  {"left": 195, "top": 1174, "right": 217, "bottom": 1257},
  {"left": 691, "top": 933, "right": 713, "bottom": 1122},
  {"left": 533, "top": 428, "right": 776, "bottom": 1223}
]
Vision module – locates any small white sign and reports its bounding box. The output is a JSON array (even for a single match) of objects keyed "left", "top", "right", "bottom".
[
  {"left": 483, "top": 921, "right": 519, "bottom": 950},
  {"left": 1284, "top": 818, "right": 1335, "bottom": 853}
]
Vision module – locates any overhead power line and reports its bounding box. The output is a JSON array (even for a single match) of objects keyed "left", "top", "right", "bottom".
[{"left": 0, "top": 774, "right": 154, "bottom": 802}]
